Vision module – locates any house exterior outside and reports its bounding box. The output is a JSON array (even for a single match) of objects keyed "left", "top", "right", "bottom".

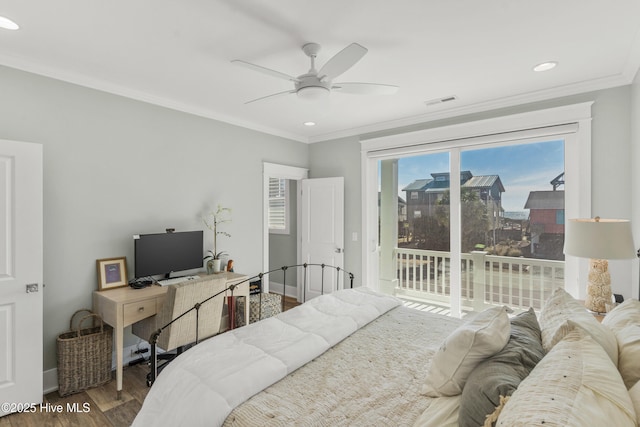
[
  {"left": 402, "top": 171, "right": 505, "bottom": 245},
  {"left": 524, "top": 190, "right": 565, "bottom": 260}
]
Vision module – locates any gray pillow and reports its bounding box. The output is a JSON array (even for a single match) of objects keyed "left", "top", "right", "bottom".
[{"left": 458, "top": 307, "right": 545, "bottom": 427}]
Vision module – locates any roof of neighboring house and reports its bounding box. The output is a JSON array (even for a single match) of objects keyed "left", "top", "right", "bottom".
[
  {"left": 402, "top": 179, "right": 432, "bottom": 191},
  {"left": 402, "top": 172, "right": 505, "bottom": 193},
  {"left": 524, "top": 190, "right": 565, "bottom": 209},
  {"left": 464, "top": 175, "right": 506, "bottom": 192}
]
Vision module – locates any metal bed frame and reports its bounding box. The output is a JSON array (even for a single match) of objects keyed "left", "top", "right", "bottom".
[{"left": 146, "top": 263, "right": 354, "bottom": 386}]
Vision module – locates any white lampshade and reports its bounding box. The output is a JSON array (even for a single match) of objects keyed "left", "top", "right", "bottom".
[{"left": 564, "top": 218, "right": 636, "bottom": 260}]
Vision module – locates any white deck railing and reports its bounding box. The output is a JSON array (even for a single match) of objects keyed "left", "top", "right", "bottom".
[{"left": 395, "top": 248, "right": 564, "bottom": 311}]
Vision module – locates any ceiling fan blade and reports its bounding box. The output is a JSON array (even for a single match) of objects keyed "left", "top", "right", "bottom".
[
  {"left": 232, "top": 60, "right": 299, "bottom": 82},
  {"left": 318, "top": 43, "right": 368, "bottom": 81},
  {"left": 245, "top": 89, "right": 296, "bottom": 104},
  {"left": 332, "top": 82, "right": 399, "bottom": 95}
]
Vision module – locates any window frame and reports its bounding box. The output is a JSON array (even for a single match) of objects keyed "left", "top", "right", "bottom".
[{"left": 361, "top": 102, "right": 593, "bottom": 315}]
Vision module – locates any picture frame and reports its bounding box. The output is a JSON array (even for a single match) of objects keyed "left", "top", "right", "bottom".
[{"left": 96, "top": 257, "right": 128, "bottom": 291}]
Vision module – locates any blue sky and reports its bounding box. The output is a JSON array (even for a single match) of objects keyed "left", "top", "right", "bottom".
[{"left": 393, "top": 140, "right": 564, "bottom": 212}]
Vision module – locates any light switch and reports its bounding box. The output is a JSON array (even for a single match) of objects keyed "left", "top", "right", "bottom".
[{"left": 352, "top": 232, "right": 358, "bottom": 241}]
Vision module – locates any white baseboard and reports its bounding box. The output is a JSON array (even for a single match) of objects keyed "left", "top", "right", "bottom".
[
  {"left": 269, "top": 281, "right": 298, "bottom": 300},
  {"left": 43, "top": 368, "right": 58, "bottom": 394},
  {"left": 43, "top": 343, "right": 148, "bottom": 394}
]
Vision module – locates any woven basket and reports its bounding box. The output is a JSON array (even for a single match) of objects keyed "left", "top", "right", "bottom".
[
  {"left": 235, "top": 293, "right": 282, "bottom": 327},
  {"left": 57, "top": 309, "right": 113, "bottom": 396}
]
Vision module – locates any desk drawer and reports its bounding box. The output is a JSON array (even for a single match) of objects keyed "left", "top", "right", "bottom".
[{"left": 124, "top": 299, "right": 157, "bottom": 324}]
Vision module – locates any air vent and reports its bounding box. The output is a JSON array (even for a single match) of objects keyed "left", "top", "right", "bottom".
[{"left": 424, "top": 95, "right": 457, "bottom": 106}]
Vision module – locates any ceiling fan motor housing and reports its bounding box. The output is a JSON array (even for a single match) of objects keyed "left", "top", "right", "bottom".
[{"left": 295, "top": 74, "right": 331, "bottom": 100}]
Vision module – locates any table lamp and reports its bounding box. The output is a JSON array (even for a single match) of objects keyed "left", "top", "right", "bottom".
[{"left": 564, "top": 217, "right": 635, "bottom": 313}]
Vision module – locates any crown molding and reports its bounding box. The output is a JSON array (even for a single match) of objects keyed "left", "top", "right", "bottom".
[
  {"left": 308, "top": 72, "right": 632, "bottom": 144},
  {"left": 0, "top": 51, "right": 636, "bottom": 146},
  {"left": 0, "top": 54, "right": 307, "bottom": 143}
]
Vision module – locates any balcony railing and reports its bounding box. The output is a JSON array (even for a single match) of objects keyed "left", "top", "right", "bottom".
[{"left": 395, "top": 248, "right": 564, "bottom": 311}]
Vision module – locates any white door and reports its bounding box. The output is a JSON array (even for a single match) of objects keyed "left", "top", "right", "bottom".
[
  {"left": 300, "top": 177, "right": 344, "bottom": 301},
  {"left": 0, "top": 140, "right": 43, "bottom": 416}
]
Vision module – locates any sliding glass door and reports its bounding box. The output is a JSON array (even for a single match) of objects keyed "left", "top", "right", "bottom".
[
  {"left": 459, "top": 140, "right": 565, "bottom": 311},
  {"left": 377, "top": 137, "right": 566, "bottom": 313}
]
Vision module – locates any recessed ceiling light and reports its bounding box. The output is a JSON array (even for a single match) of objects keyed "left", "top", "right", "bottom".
[
  {"left": 0, "top": 16, "right": 19, "bottom": 30},
  {"left": 303, "top": 121, "right": 316, "bottom": 127},
  {"left": 533, "top": 61, "right": 558, "bottom": 72}
]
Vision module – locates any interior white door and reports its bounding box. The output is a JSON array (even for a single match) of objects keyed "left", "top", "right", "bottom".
[
  {"left": 0, "top": 140, "right": 43, "bottom": 416},
  {"left": 300, "top": 177, "right": 344, "bottom": 301}
]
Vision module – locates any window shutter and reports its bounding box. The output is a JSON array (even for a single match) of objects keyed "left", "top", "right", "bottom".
[{"left": 268, "top": 178, "right": 288, "bottom": 232}]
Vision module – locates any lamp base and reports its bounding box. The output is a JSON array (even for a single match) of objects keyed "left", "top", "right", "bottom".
[{"left": 584, "top": 258, "right": 612, "bottom": 314}]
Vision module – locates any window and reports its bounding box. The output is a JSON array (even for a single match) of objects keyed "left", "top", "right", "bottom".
[
  {"left": 411, "top": 192, "right": 418, "bottom": 200},
  {"left": 268, "top": 177, "right": 289, "bottom": 234},
  {"left": 364, "top": 102, "right": 592, "bottom": 315}
]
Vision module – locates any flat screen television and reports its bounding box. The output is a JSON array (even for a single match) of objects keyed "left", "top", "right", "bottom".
[{"left": 134, "top": 230, "right": 203, "bottom": 278}]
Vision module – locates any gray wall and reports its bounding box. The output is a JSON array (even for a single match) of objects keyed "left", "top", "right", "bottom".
[
  {"left": 310, "top": 84, "right": 638, "bottom": 298},
  {"left": 308, "top": 136, "right": 362, "bottom": 284},
  {"left": 269, "top": 179, "right": 297, "bottom": 284},
  {"left": 0, "top": 65, "right": 309, "bottom": 371}
]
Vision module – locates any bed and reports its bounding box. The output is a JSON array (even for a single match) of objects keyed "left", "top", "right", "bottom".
[{"left": 132, "top": 266, "right": 640, "bottom": 427}]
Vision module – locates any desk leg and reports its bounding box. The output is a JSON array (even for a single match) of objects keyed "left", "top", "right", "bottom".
[
  {"left": 115, "top": 325, "right": 123, "bottom": 400},
  {"left": 244, "top": 295, "right": 249, "bottom": 326},
  {"left": 227, "top": 296, "right": 235, "bottom": 330}
]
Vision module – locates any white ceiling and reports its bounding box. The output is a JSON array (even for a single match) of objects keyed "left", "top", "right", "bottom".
[{"left": 1, "top": 1, "right": 639, "bottom": 143}]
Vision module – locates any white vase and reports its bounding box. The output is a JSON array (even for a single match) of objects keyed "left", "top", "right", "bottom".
[{"left": 212, "top": 259, "right": 222, "bottom": 273}]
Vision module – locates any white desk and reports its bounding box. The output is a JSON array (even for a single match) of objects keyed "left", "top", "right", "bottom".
[{"left": 93, "top": 272, "right": 248, "bottom": 398}]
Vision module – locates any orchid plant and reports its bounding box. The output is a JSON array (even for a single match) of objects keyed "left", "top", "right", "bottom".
[{"left": 203, "top": 204, "right": 232, "bottom": 260}]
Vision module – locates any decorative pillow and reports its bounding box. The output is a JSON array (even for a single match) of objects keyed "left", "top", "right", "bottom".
[
  {"left": 538, "top": 287, "right": 618, "bottom": 365},
  {"left": 496, "top": 329, "right": 636, "bottom": 427},
  {"left": 413, "top": 396, "right": 460, "bottom": 427},
  {"left": 458, "top": 308, "right": 545, "bottom": 427},
  {"left": 602, "top": 299, "right": 640, "bottom": 332},
  {"left": 616, "top": 324, "right": 640, "bottom": 389},
  {"left": 422, "top": 306, "right": 510, "bottom": 397},
  {"left": 629, "top": 380, "right": 640, "bottom": 426}
]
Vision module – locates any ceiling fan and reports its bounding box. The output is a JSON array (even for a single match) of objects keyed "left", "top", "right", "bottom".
[{"left": 232, "top": 42, "right": 398, "bottom": 104}]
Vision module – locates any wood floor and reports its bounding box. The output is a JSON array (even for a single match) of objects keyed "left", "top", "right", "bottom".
[
  {"left": 2, "top": 295, "right": 300, "bottom": 427},
  {"left": 0, "top": 364, "right": 150, "bottom": 427}
]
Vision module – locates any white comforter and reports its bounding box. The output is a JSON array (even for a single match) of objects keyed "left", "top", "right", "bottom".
[{"left": 132, "top": 287, "right": 401, "bottom": 427}]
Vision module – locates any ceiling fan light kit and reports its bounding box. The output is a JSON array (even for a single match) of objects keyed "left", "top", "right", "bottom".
[
  {"left": 297, "top": 85, "right": 330, "bottom": 100},
  {"left": 233, "top": 42, "right": 398, "bottom": 104}
]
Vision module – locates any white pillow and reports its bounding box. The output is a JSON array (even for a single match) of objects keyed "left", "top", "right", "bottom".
[
  {"left": 539, "top": 287, "right": 618, "bottom": 365},
  {"left": 422, "top": 306, "right": 510, "bottom": 397},
  {"left": 496, "top": 329, "right": 636, "bottom": 427},
  {"left": 413, "top": 396, "right": 460, "bottom": 427},
  {"left": 629, "top": 380, "right": 640, "bottom": 426},
  {"left": 603, "top": 299, "right": 640, "bottom": 332},
  {"left": 616, "top": 324, "right": 640, "bottom": 389}
]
